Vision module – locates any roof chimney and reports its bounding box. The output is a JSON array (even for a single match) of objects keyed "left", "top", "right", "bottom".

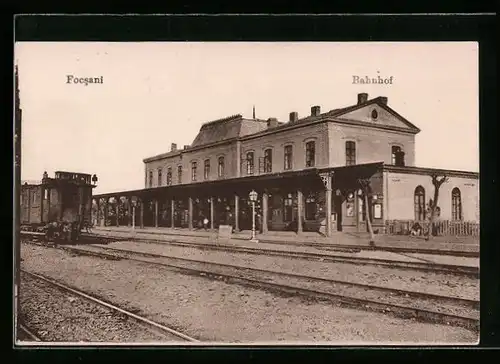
[
  {"left": 311, "top": 106, "right": 321, "bottom": 116},
  {"left": 357, "top": 93, "right": 368, "bottom": 105},
  {"left": 171, "top": 143, "right": 177, "bottom": 152},
  {"left": 267, "top": 117, "right": 279, "bottom": 128},
  {"left": 379, "top": 96, "right": 388, "bottom": 105},
  {"left": 289, "top": 112, "right": 298, "bottom": 122}
]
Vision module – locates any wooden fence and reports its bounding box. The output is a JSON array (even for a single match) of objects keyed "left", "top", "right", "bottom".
[{"left": 385, "top": 219, "right": 480, "bottom": 237}]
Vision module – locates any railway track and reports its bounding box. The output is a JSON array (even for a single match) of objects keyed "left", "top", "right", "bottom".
[
  {"left": 86, "top": 229, "right": 479, "bottom": 258},
  {"left": 23, "top": 241, "right": 479, "bottom": 332},
  {"left": 18, "top": 322, "right": 42, "bottom": 342},
  {"left": 21, "top": 230, "right": 478, "bottom": 277},
  {"left": 20, "top": 269, "right": 199, "bottom": 343},
  {"left": 84, "top": 233, "right": 479, "bottom": 278}
]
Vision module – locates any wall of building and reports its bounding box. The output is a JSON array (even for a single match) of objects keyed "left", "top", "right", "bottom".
[
  {"left": 327, "top": 123, "right": 416, "bottom": 167},
  {"left": 240, "top": 122, "right": 330, "bottom": 175},
  {"left": 181, "top": 142, "right": 238, "bottom": 183},
  {"left": 144, "top": 142, "right": 239, "bottom": 188},
  {"left": 385, "top": 171, "right": 479, "bottom": 221}
]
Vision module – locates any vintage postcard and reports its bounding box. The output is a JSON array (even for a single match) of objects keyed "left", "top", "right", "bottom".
[{"left": 14, "top": 41, "right": 479, "bottom": 346}]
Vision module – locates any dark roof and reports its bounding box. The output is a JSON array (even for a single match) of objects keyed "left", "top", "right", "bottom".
[{"left": 191, "top": 114, "right": 268, "bottom": 147}]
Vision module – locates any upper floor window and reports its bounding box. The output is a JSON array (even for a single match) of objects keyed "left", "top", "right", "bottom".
[
  {"left": 177, "top": 165, "right": 182, "bottom": 184},
  {"left": 452, "top": 187, "right": 462, "bottom": 221},
  {"left": 371, "top": 109, "right": 378, "bottom": 120},
  {"left": 191, "top": 161, "right": 197, "bottom": 182},
  {"left": 414, "top": 185, "right": 426, "bottom": 221},
  {"left": 264, "top": 148, "right": 273, "bottom": 173},
  {"left": 166, "top": 167, "right": 172, "bottom": 186},
  {"left": 305, "top": 141, "right": 316, "bottom": 168},
  {"left": 218, "top": 156, "right": 225, "bottom": 177},
  {"left": 391, "top": 145, "right": 402, "bottom": 165},
  {"left": 44, "top": 189, "right": 48, "bottom": 200},
  {"left": 204, "top": 159, "right": 210, "bottom": 180},
  {"left": 246, "top": 152, "right": 254, "bottom": 175},
  {"left": 148, "top": 170, "right": 153, "bottom": 188},
  {"left": 345, "top": 141, "right": 356, "bottom": 166},
  {"left": 157, "top": 168, "right": 162, "bottom": 186},
  {"left": 284, "top": 145, "right": 293, "bottom": 170}
]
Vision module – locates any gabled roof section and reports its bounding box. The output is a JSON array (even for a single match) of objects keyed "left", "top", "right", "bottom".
[
  {"left": 239, "top": 95, "right": 420, "bottom": 141},
  {"left": 191, "top": 114, "right": 268, "bottom": 147},
  {"left": 328, "top": 96, "right": 421, "bottom": 133}
]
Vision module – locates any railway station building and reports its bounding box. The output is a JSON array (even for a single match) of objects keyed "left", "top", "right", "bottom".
[{"left": 92, "top": 93, "right": 479, "bottom": 237}]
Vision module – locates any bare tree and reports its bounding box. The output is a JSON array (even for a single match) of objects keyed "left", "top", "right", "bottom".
[
  {"left": 425, "top": 173, "right": 449, "bottom": 240},
  {"left": 358, "top": 178, "right": 375, "bottom": 245}
]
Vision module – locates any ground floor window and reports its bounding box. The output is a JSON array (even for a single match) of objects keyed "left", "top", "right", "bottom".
[
  {"left": 305, "top": 193, "right": 317, "bottom": 220},
  {"left": 358, "top": 195, "right": 365, "bottom": 222},
  {"left": 414, "top": 185, "right": 426, "bottom": 221},
  {"left": 283, "top": 193, "right": 293, "bottom": 222}
]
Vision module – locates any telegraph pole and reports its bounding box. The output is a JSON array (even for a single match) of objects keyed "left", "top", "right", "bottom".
[{"left": 14, "top": 64, "right": 21, "bottom": 336}]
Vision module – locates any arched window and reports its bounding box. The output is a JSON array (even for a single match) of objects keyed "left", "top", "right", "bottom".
[
  {"left": 452, "top": 187, "right": 462, "bottom": 220},
  {"left": 158, "top": 168, "right": 162, "bottom": 186},
  {"left": 166, "top": 167, "right": 172, "bottom": 185},
  {"left": 191, "top": 161, "right": 197, "bottom": 182},
  {"left": 414, "top": 185, "right": 426, "bottom": 221},
  {"left": 345, "top": 141, "right": 356, "bottom": 166},
  {"left": 391, "top": 146, "right": 402, "bottom": 165},
  {"left": 305, "top": 141, "right": 315, "bottom": 167},
  {"left": 246, "top": 152, "right": 254, "bottom": 175},
  {"left": 148, "top": 170, "right": 153, "bottom": 188},
  {"left": 218, "top": 156, "right": 225, "bottom": 177},
  {"left": 284, "top": 145, "right": 293, "bottom": 170},
  {"left": 204, "top": 159, "right": 210, "bottom": 180},
  {"left": 264, "top": 149, "right": 273, "bottom": 173},
  {"left": 177, "top": 165, "right": 182, "bottom": 184}
]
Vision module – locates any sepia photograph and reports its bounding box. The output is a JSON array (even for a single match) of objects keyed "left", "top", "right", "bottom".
[{"left": 14, "top": 40, "right": 480, "bottom": 346}]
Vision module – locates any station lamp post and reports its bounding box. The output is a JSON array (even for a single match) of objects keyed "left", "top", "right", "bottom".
[
  {"left": 248, "top": 189, "right": 259, "bottom": 243},
  {"left": 92, "top": 174, "right": 98, "bottom": 186}
]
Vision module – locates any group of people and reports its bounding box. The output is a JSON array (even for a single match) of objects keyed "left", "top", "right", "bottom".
[{"left": 44, "top": 220, "right": 82, "bottom": 244}]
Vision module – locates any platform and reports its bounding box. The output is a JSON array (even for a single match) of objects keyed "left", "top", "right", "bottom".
[{"left": 89, "top": 226, "right": 479, "bottom": 258}]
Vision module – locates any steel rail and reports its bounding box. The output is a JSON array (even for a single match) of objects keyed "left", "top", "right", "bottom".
[
  {"left": 30, "top": 242, "right": 478, "bottom": 331},
  {"left": 18, "top": 323, "right": 42, "bottom": 342},
  {"left": 21, "top": 231, "right": 478, "bottom": 276},
  {"left": 21, "top": 269, "right": 199, "bottom": 343},
  {"left": 85, "top": 229, "right": 479, "bottom": 257},
  {"left": 87, "top": 243, "right": 479, "bottom": 310},
  {"left": 94, "top": 235, "right": 479, "bottom": 278}
]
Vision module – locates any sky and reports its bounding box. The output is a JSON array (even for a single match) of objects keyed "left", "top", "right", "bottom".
[{"left": 15, "top": 42, "right": 479, "bottom": 195}]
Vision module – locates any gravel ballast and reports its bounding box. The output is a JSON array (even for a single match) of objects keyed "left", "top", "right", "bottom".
[
  {"left": 94, "top": 240, "right": 479, "bottom": 300},
  {"left": 19, "top": 272, "right": 185, "bottom": 343},
  {"left": 21, "top": 244, "right": 478, "bottom": 344},
  {"left": 66, "top": 243, "right": 479, "bottom": 321}
]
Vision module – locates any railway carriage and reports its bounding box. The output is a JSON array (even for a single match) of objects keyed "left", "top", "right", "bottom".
[{"left": 20, "top": 171, "right": 97, "bottom": 242}]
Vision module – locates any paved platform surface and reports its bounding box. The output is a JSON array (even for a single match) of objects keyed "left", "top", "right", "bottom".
[{"left": 89, "top": 227, "right": 479, "bottom": 268}]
